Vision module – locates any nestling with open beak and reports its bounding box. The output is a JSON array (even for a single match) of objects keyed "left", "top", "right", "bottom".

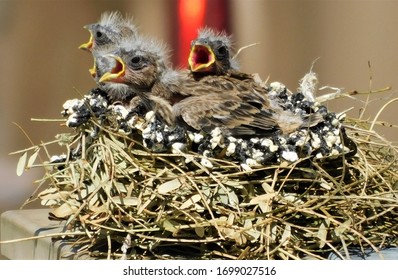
[
  {"left": 79, "top": 11, "right": 140, "bottom": 104},
  {"left": 185, "top": 27, "right": 323, "bottom": 135},
  {"left": 188, "top": 27, "right": 264, "bottom": 91},
  {"left": 188, "top": 27, "right": 239, "bottom": 77},
  {"left": 98, "top": 35, "right": 184, "bottom": 126}
]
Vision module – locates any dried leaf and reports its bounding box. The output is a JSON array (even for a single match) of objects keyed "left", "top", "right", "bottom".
[
  {"left": 137, "top": 193, "right": 156, "bottom": 214},
  {"left": 280, "top": 193, "right": 304, "bottom": 205},
  {"left": 227, "top": 190, "right": 239, "bottom": 207},
  {"left": 258, "top": 201, "right": 270, "bottom": 213},
  {"left": 243, "top": 219, "right": 253, "bottom": 229},
  {"left": 80, "top": 184, "right": 98, "bottom": 199},
  {"left": 270, "top": 224, "right": 278, "bottom": 242},
  {"left": 249, "top": 193, "right": 275, "bottom": 204},
  {"left": 242, "top": 219, "right": 260, "bottom": 241},
  {"left": 261, "top": 182, "right": 274, "bottom": 194},
  {"left": 27, "top": 148, "right": 40, "bottom": 168},
  {"left": 320, "top": 178, "right": 332, "bottom": 190},
  {"left": 195, "top": 226, "right": 205, "bottom": 237},
  {"left": 163, "top": 219, "right": 179, "bottom": 233},
  {"left": 334, "top": 219, "right": 351, "bottom": 237},
  {"left": 244, "top": 228, "right": 261, "bottom": 242},
  {"left": 51, "top": 203, "right": 78, "bottom": 218},
  {"left": 280, "top": 225, "right": 291, "bottom": 247},
  {"left": 16, "top": 152, "right": 27, "bottom": 176},
  {"left": 40, "top": 199, "right": 58, "bottom": 207},
  {"left": 227, "top": 213, "right": 235, "bottom": 225},
  {"left": 234, "top": 231, "right": 247, "bottom": 245},
  {"left": 38, "top": 188, "right": 69, "bottom": 201},
  {"left": 223, "top": 180, "right": 244, "bottom": 188},
  {"left": 218, "top": 190, "right": 229, "bottom": 204},
  {"left": 216, "top": 216, "right": 228, "bottom": 225},
  {"left": 180, "top": 194, "right": 201, "bottom": 209},
  {"left": 114, "top": 181, "right": 129, "bottom": 194},
  {"left": 317, "top": 220, "right": 330, "bottom": 248},
  {"left": 87, "top": 204, "right": 108, "bottom": 213},
  {"left": 112, "top": 197, "right": 139, "bottom": 206},
  {"left": 158, "top": 178, "right": 182, "bottom": 194}
]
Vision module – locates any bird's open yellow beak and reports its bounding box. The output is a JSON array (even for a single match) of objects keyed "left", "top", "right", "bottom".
[
  {"left": 188, "top": 43, "right": 216, "bottom": 72},
  {"left": 88, "top": 61, "right": 96, "bottom": 78},
  {"left": 98, "top": 55, "right": 126, "bottom": 83},
  {"left": 79, "top": 27, "right": 93, "bottom": 51}
]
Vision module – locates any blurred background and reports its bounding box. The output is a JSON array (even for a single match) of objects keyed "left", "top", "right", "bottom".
[{"left": 1, "top": 0, "right": 398, "bottom": 258}]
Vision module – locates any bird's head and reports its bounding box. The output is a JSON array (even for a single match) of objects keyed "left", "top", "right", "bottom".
[
  {"left": 99, "top": 36, "right": 169, "bottom": 91},
  {"left": 79, "top": 11, "right": 137, "bottom": 52},
  {"left": 79, "top": 24, "right": 113, "bottom": 52},
  {"left": 188, "top": 27, "right": 237, "bottom": 75}
]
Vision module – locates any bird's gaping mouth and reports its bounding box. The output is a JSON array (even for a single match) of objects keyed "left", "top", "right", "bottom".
[
  {"left": 79, "top": 27, "right": 94, "bottom": 51},
  {"left": 188, "top": 44, "right": 216, "bottom": 72},
  {"left": 89, "top": 63, "right": 96, "bottom": 78},
  {"left": 98, "top": 55, "right": 126, "bottom": 83}
]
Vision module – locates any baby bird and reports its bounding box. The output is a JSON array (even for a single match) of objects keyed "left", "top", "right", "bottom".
[
  {"left": 99, "top": 35, "right": 184, "bottom": 125},
  {"left": 79, "top": 11, "right": 139, "bottom": 104},
  {"left": 90, "top": 46, "right": 138, "bottom": 104},
  {"left": 188, "top": 27, "right": 263, "bottom": 94},
  {"left": 188, "top": 27, "right": 239, "bottom": 76},
  {"left": 185, "top": 27, "right": 323, "bottom": 136}
]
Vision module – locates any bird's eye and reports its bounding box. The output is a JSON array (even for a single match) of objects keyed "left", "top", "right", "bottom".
[
  {"left": 96, "top": 31, "right": 103, "bottom": 38},
  {"left": 129, "top": 55, "right": 144, "bottom": 69},
  {"left": 131, "top": 56, "right": 141, "bottom": 64}
]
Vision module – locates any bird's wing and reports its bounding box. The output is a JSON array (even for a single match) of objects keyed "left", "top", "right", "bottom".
[{"left": 173, "top": 88, "right": 280, "bottom": 136}]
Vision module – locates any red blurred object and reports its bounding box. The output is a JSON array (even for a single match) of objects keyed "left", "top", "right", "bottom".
[{"left": 177, "top": 0, "right": 207, "bottom": 68}]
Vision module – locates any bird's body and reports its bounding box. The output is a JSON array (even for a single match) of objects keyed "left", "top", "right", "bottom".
[{"left": 175, "top": 73, "right": 320, "bottom": 137}]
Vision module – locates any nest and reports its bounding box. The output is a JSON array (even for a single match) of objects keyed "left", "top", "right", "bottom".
[{"left": 13, "top": 73, "right": 398, "bottom": 260}]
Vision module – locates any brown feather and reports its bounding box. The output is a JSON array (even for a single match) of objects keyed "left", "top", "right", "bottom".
[{"left": 172, "top": 72, "right": 324, "bottom": 137}]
